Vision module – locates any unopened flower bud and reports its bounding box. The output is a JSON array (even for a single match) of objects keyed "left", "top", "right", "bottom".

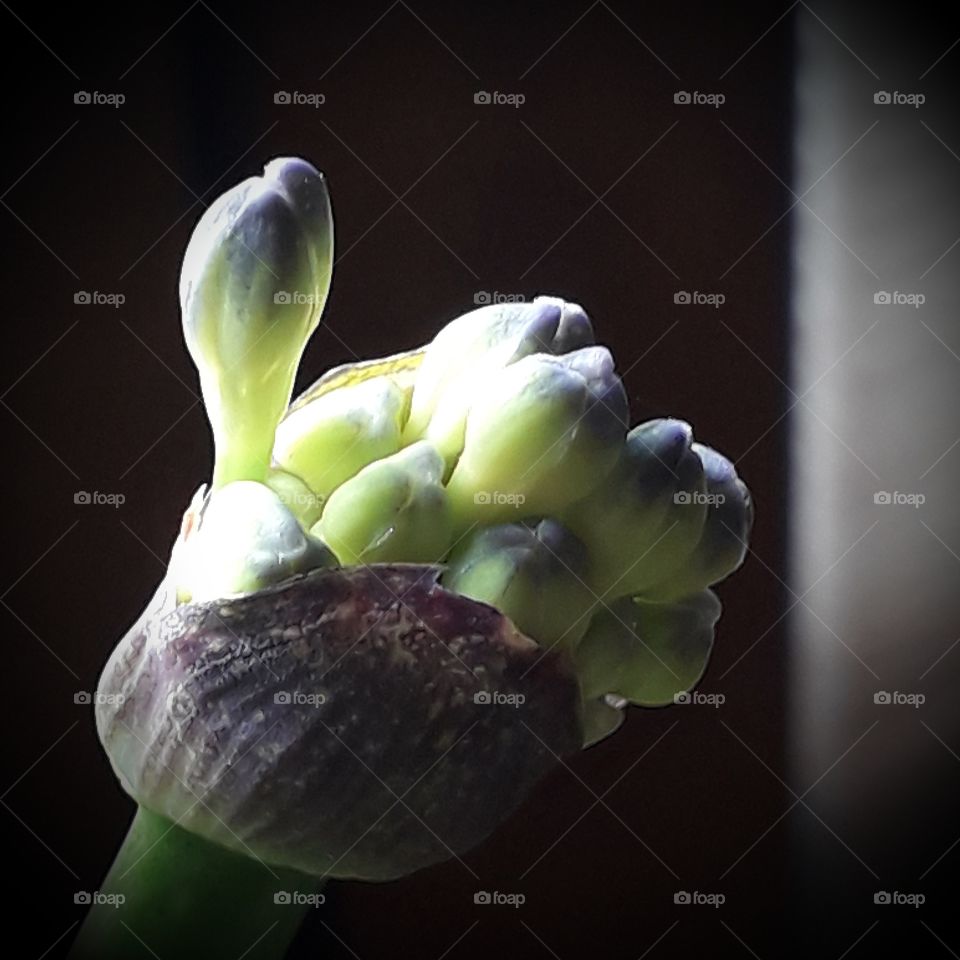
[
  {"left": 314, "top": 441, "right": 452, "bottom": 565},
  {"left": 546, "top": 297, "right": 594, "bottom": 354},
  {"left": 405, "top": 296, "right": 594, "bottom": 459},
  {"left": 264, "top": 468, "right": 324, "bottom": 527},
  {"left": 180, "top": 158, "right": 333, "bottom": 489},
  {"left": 575, "top": 590, "right": 721, "bottom": 706},
  {"left": 272, "top": 377, "right": 407, "bottom": 501},
  {"left": 174, "top": 480, "right": 336, "bottom": 603},
  {"left": 446, "top": 346, "right": 628, "bottom": 523},
  {"left": 645, "top": 444, "right": 753, "bottom": 600},
  {"left": 288, "top": 347, "right": 423, "bottom": 416},
  {"left": 442, "top": 519, "right": 594, "bottom": 650},
  {"left": 564, "top": 419, "right": 708, "bottom": 599}
]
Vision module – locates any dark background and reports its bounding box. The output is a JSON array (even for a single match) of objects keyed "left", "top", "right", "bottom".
[{"left": 1, "top": 1, "right": 957, "bottom": 957}]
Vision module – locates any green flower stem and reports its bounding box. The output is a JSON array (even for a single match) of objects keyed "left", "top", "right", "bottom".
[{"left": 71, "top": 806, "right": 324, "bottom": 960}]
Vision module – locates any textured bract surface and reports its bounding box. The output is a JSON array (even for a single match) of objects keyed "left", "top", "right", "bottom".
[{"left": 96, "top": 565, "right": 581, "bottom": 880}]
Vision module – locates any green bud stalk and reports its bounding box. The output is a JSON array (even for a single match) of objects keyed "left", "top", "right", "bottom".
[
  {"left": 180, "top": 158, "right": 333, "bottom": 490},
  {"left": 71, "top": 808, "right": 323, "bottom": 960}
]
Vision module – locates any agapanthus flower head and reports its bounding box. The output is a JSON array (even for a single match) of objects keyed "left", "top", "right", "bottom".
[{"left": 95, "top": 156, "right": 753, "bottom": 888}]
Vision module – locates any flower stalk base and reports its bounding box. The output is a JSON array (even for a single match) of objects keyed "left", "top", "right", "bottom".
[{"left": 71, "top": 806, "right": 324, "bottom": 960}]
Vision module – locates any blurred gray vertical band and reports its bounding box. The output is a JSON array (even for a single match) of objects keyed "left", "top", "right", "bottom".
[{"left": 792, "top": 0, "right": 960, "bottom": 873}]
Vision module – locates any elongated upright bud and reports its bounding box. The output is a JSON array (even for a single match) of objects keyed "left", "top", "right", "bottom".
[
  {"left": 405, "top": 297, "right": 594, "bottom": 459},
  {"left": 314, "top": 441, "right": 452, "bottom": 565},
  {"left": 563, "top": 418, "right": 708, "bottom": 599},
  {"left": 445, "top": 346, "right": 628, "bottom": 523},
  {"left": 442, "top": 519, "right": 594, "bottom": 650},
  {"left": 273, "top": 377, "right": 408, "bottom": 501},
  {"left": 173, "top": 480, "right": 337, "bottom": 603},
  {"left": 574, "top": 590, "right": 721, "bottom": 705},
  {"left": 180, "top": 157, "right": 333, "bottom": 489}
]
